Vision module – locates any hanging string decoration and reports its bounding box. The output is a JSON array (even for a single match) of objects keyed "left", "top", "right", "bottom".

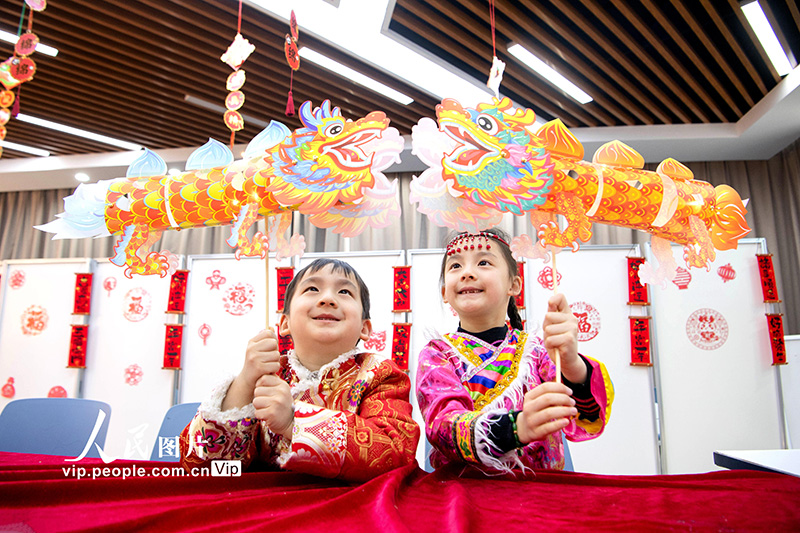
[
  {"left": 220, "top": 0, "right": 254, "bottom": 149},
  {"left": 284, "top": 10, "right": 300, "bottom": 116},
  {"left": 0, "top": 1, "right": 46, "bottom": 159}
]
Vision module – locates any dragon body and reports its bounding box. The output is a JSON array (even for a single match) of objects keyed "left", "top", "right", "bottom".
[
  {"left": 411, "top": 98, "right": 750, "bottom": 269},
  {"left": 38, "top": 100, "right": 403, "bottom": 277}
]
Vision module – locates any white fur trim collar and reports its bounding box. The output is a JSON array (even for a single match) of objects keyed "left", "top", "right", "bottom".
[{"left": 288, "top": 348, "right": 361, "bottom": 396}]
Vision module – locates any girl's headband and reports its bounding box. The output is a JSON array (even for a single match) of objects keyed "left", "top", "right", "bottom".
[{"left": 446, "top": 232, "right": 510, "bottom": 256}]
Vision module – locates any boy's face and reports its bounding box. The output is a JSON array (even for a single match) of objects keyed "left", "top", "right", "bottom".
[{"left": 278, "top": 263, "right": 372, "bottom": 361}]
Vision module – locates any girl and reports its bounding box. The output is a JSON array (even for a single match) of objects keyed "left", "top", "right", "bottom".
[{"left": 416, "top": 229, "right": 613, "bottom": 473}]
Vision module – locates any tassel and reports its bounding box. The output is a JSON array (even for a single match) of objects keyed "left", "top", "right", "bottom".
[
  {"left": 11, "top": 87, "right": 20, "bottom": 117},
  {"left": 285, "top": 90, "right": 295, "bottom": 117}
]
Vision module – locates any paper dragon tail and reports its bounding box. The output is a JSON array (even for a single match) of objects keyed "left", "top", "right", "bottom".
[
  {"left": 710, "top": 184, "right": 751, "bottom": 250},
  {"left": 34, "top": 181, "right": 112, "bottom": 240}
]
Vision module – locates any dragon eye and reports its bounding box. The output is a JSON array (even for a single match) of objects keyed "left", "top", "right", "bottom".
[
  {"left": 324, "top": 123, "right": 343, "bottom": 137},
  {"left": 476, "top": 114, "right": 500, "bottom": 135}
]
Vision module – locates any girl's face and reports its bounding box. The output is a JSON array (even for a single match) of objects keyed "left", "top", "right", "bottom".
[{"left": 442, "top": 237, "right": 521, "bottom": 332}]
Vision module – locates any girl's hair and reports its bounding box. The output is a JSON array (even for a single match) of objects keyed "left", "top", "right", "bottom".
[
  {"left": 440, "top": 228, "right": 524, "bottom": 331},
  {"left": 283, "top": 258, "right": 371, "bottom": 320}
]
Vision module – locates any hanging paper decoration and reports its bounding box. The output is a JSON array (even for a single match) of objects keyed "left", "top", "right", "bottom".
[
  {"left": 686, "top": 308, "right": 728, "bottom": 351},
  {"left": 206, "top": 270, "right": 226, "bottom": 290},
  {"left": 485, "top": 1, "right": 504, "bottom": 99},
  {"left": 103, "top": 276, "right": 117, "bottom": 297},
  {"left": 766, "top": 314, "right": 787, "bottom": 365},
  {"left": 47, "top": 386, "right": 66, "bottom": 398},
  {"left": 2, "top": 378, "right": 16, "bottom": 399},
  {"left": 198, "top": 323, "right": 212, "bottom": 346},
  {"left": 393, "top": 266, "right": 411, "bottom": 313},
  {"left": 515, "top": 261, "right": 525, "bottom": 309},
  {"left": 73, "top": 273, "right": 93, "bottom": 314},
  {"left": 756, "top": 254, "right": 781, "bottom": 303},
  {"left": 167, "top": 270, "right": 189, "bottom": 313},
  {"left": 163, "top": 324, "right": 184, "bottom": 369},
  {"left": 284, "top": 10, "right": 300, "bottom": 116},
  {"left": 629, "top": 316, "right": 652, "bottom": 366},
  {"left": 68, "top": 324, "right": 88, "bottom": 368},
  {"left": 627, "top": 257, "right": 649, "bottom": 305},
  {"left": 0, "top": 1, "right": 46, "bottom": 160},
  {"left": 220, "top": 1, "right": 254, "bottom": 147},
  {"left": 20, "top": 304, "right": 47, "bottom": 335},
  {"left": 716, "top": 263, "right": 736, "bottom": 283},
  {"left": 391, "top": 323, "right": 411, "bottom": 371},
  {"left": 278, "top": 329, "right": 293, "bottom": 355},
  {"left": 276, "top": 267, "right": 294, "bottom": 313},
  {"left": 409, "top": 98, "right": 751, "bottom": 273},
  {"left": 36, "top": 101, "right": 403, "bottom": 278},
  {"left": 124, "top": 364, "right": 143, "bottom": 386}
]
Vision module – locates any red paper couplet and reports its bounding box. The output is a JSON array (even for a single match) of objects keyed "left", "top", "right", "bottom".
[
  {"left": 73, "top": 273, "right": 93, "bottom": 315},
  {"left": 756, "top": 254, "right": 781, "bottom": 303},
  {"left": 766, "top": 314, "right": 787, "bottom": 365},
  {"left": 163, "top": 324, "right": 184, "bottom": 369},
  {"left": 627, "top": 257, "right": 649, "bottom": 305},
  {"left": 629, "top": 316, "right": 652, "bottom": 366},
  {"left": 515, "top": 261, "right": 525, "bottom": 309},
  {"left": 276, "top": 267, "right": 295, "bottom": 313},
  {"left": 278, "top": 329, "right": 294, "bottom": 354},
  {"left": 393, "top": 266, "right": 411, "bottom": 313},
  {"left": 391, "top": 323, "right": 411, "bottom": 371},
  {"left": 68, "top": 325, "right": 89, "bottom": 368},
  {"left": 167, "top": 270, "right": 189, "bottom": 313}
]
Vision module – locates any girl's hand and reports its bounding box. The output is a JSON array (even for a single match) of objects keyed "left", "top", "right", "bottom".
[
  {"left": 516, "top": 382, "right": 577, "bottom": 444},
  {"left": 222, "top": 329, "right": 281, "bottom": 410},
  {"left": 542, "top": 293, "right": 586, "bottom": 383},
  {"left": 253, "top": 374, "right": 294, "bottom": 439}
]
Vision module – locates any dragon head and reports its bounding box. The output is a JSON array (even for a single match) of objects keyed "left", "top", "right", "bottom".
[{"left": 432, "top": 97, "right": 553, "bottom": 214}]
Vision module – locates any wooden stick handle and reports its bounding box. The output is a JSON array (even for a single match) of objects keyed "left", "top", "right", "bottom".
[{"left": 551, "top": 246, "right": 561, "bottom": 384}]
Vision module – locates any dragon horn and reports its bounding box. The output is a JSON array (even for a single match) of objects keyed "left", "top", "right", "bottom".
[{"left": 299, "top": 100, "right": 320, "bottom": 130}]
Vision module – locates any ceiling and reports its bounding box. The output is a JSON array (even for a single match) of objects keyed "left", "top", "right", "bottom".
[{"left": 1, "top": 0, "right": 799, "bottom": 192}]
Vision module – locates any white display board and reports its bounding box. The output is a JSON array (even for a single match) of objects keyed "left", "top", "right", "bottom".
[
  {"left": 298, "top": 251, "right": 406, "bottom": 364},
  {"left": 0, "top": 259, "right": 91, "bottom": 413},
  {"left": 781, "top": 335, "right": 800, "bottom": 449},
  {"left": 81, "top": 260, "right": 178, "bottom": 459},
  {"left": 648, "top": 239, "right": 783, "bottom": 474},
  {"left": 180, "top": 254, "right": 292, "bottom": 403},
  {"left": 526, "top": 246, "right": 659, "bottom": 475}
]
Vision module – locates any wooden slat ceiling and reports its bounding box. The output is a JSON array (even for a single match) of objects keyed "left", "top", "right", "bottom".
[{"left": 0, "top": 0, "right": 798, "bottom": 161}]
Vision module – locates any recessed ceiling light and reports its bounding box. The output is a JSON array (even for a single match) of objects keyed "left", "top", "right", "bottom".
[
  {"left": 299, "top": 47, "right": 414, "bottom": 105},
  {"left": 0, "top": 139, "right": 50, "bottom": 156},
  {"left": 740, "top": 1, "right": 793, "bottom": 76},
  {"left": 75, "top": 172, "right": 90, "bottom": 182},
  {"left": 15, "top": 114, "right": 143, "bottom": 151},
  {"left": 507, "top": 44, "right": 593, "bottom": 104}
]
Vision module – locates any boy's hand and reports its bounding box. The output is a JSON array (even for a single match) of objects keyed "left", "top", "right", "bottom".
[
  {"left": 222, "top": 329, "right": 281, "bottom": 411},
  {"left": 542, "top": 293, "right": 586, "bottom": 383},
  {"left": 253, "top": 374, "right": 294, "bottom": 439},
  {"left": 516, "top": 382, "right": 577, "bottom": 444}
]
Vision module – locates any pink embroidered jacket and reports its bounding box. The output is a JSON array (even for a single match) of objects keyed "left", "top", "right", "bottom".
[
  {"left": 416, "top": 329, "right": 614, "bottom": 472},
  {"left": 180, "top": 350, "right": 420, "bottom": 483}
]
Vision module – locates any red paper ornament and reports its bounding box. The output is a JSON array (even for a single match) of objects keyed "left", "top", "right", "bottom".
[
  {"left": 672, "top": 267, "right": 692, "bottom": 290},
  {"left": 364, "top": 330, "right": 387, "bottom": 352},
  {"left": 1, "top": 378, "right": 15, "bottom": 399},
  {"left": 124, "top": 364, "right": 143, "bottom": 386},
  {"left": 14, "top": 32, "right": 39, "bottom": 57},
  {"left": 103, "top": 276, "right": 117, "bottom": 296},
  {"left": 686, "top": 308, "right": 728, "bottom": 351},
  {"left": 570, "top": 301, "right": 601, "bottom": 342},
  {"left": 717, "top": 263, "right": 736, "bottom": 283},
  {"left": 0, "top": 90, "right": 14, "bottom": 108},
  {"left": 198, "top": 323, "right": 212, "bottom": 346},
  {"left": 48, "top": 386, "right": 67, "bottom": 398}
]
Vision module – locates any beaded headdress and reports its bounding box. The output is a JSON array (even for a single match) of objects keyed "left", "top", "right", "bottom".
[{"left": 445, "top": 231, "right": 510, "bottom": 256}]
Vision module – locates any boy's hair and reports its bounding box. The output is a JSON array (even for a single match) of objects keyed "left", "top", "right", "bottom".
[
  {"left": 283, "top": 258, "right": 371, "bottom": 320},
  {"left": 440, "top": 228, "right": 523, "bottom": 331}
]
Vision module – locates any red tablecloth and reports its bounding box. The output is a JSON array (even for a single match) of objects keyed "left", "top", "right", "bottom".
[{"left": 1, "top": 451, "right": 798, "bottom": 532}]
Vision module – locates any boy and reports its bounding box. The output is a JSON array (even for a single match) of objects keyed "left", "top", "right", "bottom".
[{"left": 180, "top": 258, "right": 420, "bottom": 483}]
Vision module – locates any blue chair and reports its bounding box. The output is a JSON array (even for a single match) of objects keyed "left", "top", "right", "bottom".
[
  {"left": 563, "top": 433, "right": 574, "bottom": 472},
  {"left": 149, "top": 402, "right": 200, "bottom": 461},
  {"left": 0, "top": 398, "right": 111, "bottom": 458}
]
